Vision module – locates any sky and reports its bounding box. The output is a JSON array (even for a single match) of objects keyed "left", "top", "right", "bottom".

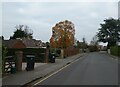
[{"left": 1, "top": 0, "right": 119, "bottom": 44}]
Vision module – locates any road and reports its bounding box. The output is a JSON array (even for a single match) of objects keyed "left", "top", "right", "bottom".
[{"left": 34, "top": 52, "right": 118, "bottom": 85}]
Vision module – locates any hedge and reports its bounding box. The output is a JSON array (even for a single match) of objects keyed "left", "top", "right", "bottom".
[
  {"left": 6, "top": 48, "right": 46, "bottom": 62},
  {"left": 88, "top": 45, "right": 98, "bottom": 52},
  {"left": 110, "top": 46, "right": 120, "bottom": 57}
]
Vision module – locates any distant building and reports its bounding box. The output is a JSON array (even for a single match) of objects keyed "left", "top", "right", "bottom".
[{"left": 117, "top": 42, "right": 120, "bottom": 46}]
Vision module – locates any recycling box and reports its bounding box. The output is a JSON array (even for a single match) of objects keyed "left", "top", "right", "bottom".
[
  {"left": 11, "top": 66, "right": 17, "bottom": 74},
  {"left": 26, "top": 55, "right": 35, "bottom": 71},
  {"left": 49, "top": 53, "right": 56, "bottom": 63}
]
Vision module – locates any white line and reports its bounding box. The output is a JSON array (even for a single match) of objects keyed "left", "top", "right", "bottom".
[
  {"left": 32, "top": 64, "right": 70, "bottom": 86},
  {"left": 32, "top": 57, "right": 81, "bottom": 86}
]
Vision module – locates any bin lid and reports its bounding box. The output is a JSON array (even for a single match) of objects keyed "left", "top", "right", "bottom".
[{"left": 26, "top": 55, "right": 35, "bottom": 58}]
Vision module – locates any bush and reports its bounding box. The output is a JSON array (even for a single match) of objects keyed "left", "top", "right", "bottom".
[
  {"left": 110, "top": 46, "right": 120, "bottom": 57},
  {"left": 88, "top": 45, "right": 98, "bottom": 52}
]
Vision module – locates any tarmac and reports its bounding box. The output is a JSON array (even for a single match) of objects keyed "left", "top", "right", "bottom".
[{"left": 2, "top": 53, "right": 85, "bottom": 86}]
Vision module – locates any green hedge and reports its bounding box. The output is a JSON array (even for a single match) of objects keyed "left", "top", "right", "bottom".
[
  {"left": 7, "top": 48, "right": 46, "bottom": 62},
  {"left": 110, "top": 46, "right": 120, "bottom": 57}
]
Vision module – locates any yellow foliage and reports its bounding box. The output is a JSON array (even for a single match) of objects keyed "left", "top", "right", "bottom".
[{"left": 50, "top": 20, "right": 75, "bottom": 48}]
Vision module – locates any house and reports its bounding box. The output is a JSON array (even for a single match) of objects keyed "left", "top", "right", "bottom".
[
  {"left": 3, "top": 38, "right": 44, "bottom": 49},
  {"left": 3, "top": 39, "right": 26, "bottom": 49},
  {"left": 117, "top": 42, "right": 120, "bottom": 46}
]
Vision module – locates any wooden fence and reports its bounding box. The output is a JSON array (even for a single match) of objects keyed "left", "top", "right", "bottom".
[{"left": 4, "top": 56, "right": 16, "bottom": 74}]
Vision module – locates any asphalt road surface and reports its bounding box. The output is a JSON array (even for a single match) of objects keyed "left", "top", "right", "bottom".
[{"left": 35, "top": 52, "right": 118, "bottom": 85}]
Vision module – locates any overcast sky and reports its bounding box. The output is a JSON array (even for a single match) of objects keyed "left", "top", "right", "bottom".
[{"left": 1, "top": 0, "right": 119, "bottom": 44}]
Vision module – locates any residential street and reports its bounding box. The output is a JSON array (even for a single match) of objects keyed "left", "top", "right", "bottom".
[
  {"left": 35, "top": 52, "right": 118, "bottom": 85},
  {"left": 2, "top": 1, "right": 120, "bottom": 87}
]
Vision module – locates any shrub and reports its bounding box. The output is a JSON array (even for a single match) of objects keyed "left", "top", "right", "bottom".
[
  {"left": 110, "top": 46, "right": 120, "bottom": 57},
  {"left": 88, "top": 45, "right": 98, "bottom": 52}
]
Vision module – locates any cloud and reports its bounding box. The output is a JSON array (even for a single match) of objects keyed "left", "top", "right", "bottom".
[
  {"left": 2, "top": 2, "right": 118, "bottom": 43},
  {"left": 90, "top": 12, "right": 98, "bottom": 18},
  {"left": 0, "top": 3, "right": 2, "bottom": 35}
]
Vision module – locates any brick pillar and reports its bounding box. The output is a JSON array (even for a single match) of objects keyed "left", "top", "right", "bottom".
[
  {"left": 45, "top": 49, "right": 49, "bottom": 63},
  {"left": 15, "top": 51, "right": 23, "bottom": 72}
]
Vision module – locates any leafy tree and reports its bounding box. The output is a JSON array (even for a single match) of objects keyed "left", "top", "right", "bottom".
[
  {"left": 89, "top": 35, "right": 99, "bottom": 52},
  {"left": 10, "top": 25, "right": 33, "bottom": 39},
  {"left": 1, "top": 36, "right": 4, "bottom": 40},
  {"left": 88, "top": 45, "right": 98, "bottom": 52},
  {"left": 50, "top": 20, "right": 75, "bottom": 48},
  {"left": 82, "top": 37, "right": 88, "bottom": 49},
  {"left": 90, "top": 35, "right": 98, "bottom": 46},
  {"left": 97, "top": 18, "right": 120, "bottom": 48},
  {"left": 76, "top": 40, "right": 81, "bottom": 48},
  {"left": 76, "top": 38, "right": 88, "bottom": 49}
]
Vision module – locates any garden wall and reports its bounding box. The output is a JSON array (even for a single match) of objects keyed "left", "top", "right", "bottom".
[{"left": 6, "top": 48, "right": 47, "bottom": 62}]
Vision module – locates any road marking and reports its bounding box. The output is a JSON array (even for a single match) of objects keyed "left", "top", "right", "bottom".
[
  {"left": 32, "top": 56, "right": 81, "bottom": 86},
  {"left": 111, "top": 58, "right": 118, "bottom": 60}
]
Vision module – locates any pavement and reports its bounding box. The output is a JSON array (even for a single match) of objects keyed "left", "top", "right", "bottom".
[
  {"left": 2, "top": 53, "right": 85, "bottom": 86},
  {"left": 22, "top": 63, "right": 46, "bottom": 71}
]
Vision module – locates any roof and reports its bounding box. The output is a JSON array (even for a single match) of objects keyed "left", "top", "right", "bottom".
[
  {"left": 3, "top": 39, "right": 23, "bottom": 48},
  {"left": 22, "top": 39, "right": 37, "bottom": 48},
  {"left": 3, "top": 39, "right": 43, "bottom": 48}
]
